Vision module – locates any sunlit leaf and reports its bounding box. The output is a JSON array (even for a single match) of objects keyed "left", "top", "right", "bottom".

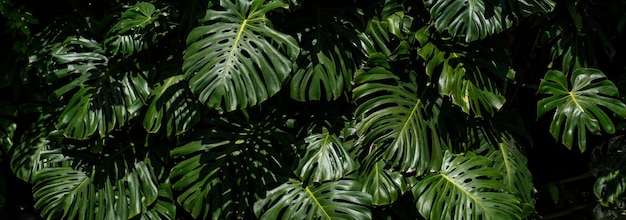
[{"left": 183, "top": 0, "right": 299, "bottom": 111}]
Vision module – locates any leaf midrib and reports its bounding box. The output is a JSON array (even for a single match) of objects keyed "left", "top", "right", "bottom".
[{"left": 305, "top": 186, "right": 331, "bottom": 219}]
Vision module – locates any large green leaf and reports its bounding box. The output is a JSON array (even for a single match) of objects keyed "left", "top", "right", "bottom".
[
  {"left": 143, "top": 75, "right": 200, "bottom": 136},
  {"left": 413, "top": 151, "right": 522, "bottom": 220},
  {"left": 253, "top": 179, "right": 372, "bottom": 220},
  {"left": 170, "top": 116, "right": 289, "bottom": 219},
  {"left": 183, "top": 0, "right": 299, "bottom": 111},
  {"left": 358, "top": 160, "right": 417, "bottom": 206},
  {"left": 47, "top": 36, "right": 150, "bottom": 139},
  {"left": 427, "top": 0, "right": 513, "bottom": 42},
  {"left": 353, "top": 57, "right": 445, "bottom": 175},
  {"left": 590, "top": 135, "right": 626, "bottom": 207},
  {"left": 31, "top": 137, "right": 174, "bottom": 220},
  {"left": 537, "top": 68, "right": 626, "bottom": 151},
  {"left": 295, "top": 133, "right": 356, "bottom": 184},
  {"left": 105, "top": 2, "right": 167, "bottom": 55}
]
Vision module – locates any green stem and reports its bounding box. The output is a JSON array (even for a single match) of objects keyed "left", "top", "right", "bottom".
[{"left": 543, "top": 204, "right": 593, "bottom": 220}]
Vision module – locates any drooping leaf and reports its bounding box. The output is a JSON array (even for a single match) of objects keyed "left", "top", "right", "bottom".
[
  {"left": 537, "top": 68, "right": 626, "bottom": 151},
  {"left": 427, "top": 0, "right": 514, "bottom": 42},
  {"left": 31, "top": 137, "right": 174, "bottom": 220},
  {"left": 295, "top": 133, "right": 355, "bottom": 184},
  {"left": 353, "top": 58, "right": 446, "bottom": 174},
  {"left": 413, "top": 151, "right": 523, "bottom": 220},
  {"left": 254, "top": 179, "right": 372, "bottom": 220},
  {"left": 105, "top": 2, "right": 165, "bottom": 55},
  {"left": 590, "top": 135, "right": 626, "bottom": 207},
  {"left": 358, "top": 160, "right": 417, "bottom": 206},
  {"left": 486, "top": 137, "right": 535, "bottom": 217},
  {"left": 183, "top": 0, "right": 299, "bottom": 111},
  {"left": 143, "top": 75, "right": 200, "bottom": 136}
]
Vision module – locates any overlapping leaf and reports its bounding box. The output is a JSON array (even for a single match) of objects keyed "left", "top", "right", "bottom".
[
  {"left": 254, "top": 179, "right": 372, "bottom": 220},
  {"left": 413, "top": 151, "right": 523, "bottom": 220},
  {"left": 353, "top": 59, "right": 445, "bottom": 174},
  {"left": 183, "top": 0, "right": 299, "bottom": 111},
  {"left": 143, "top": 75, "right": 200, "bottom": 136},
  {"left": 105, "top": 2, "right": 165, "bottom": 55},
  {"left": 31, "top": 138, "right": 174, "bottom": 220},
  {"left": 537, "top": 68, "right": 626, "bottom": 151},
  {"left": 295, "top": 133, "right": 355, "bottom": 184},
  {"left": 427, "top": 0, "right": 513, "bottom": 42}
]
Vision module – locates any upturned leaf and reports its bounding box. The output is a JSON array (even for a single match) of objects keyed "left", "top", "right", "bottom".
[
  {"left": 537, "top": 68, "right": 626, "bottom": 151},
  {"left": 183, "top": 0, "right": 299, "bottom": 111}
]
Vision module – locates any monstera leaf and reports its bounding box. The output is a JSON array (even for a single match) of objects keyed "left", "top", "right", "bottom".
[
  {"left": 170, "top": 116, "right": 288, "bottom": 219},
  {"left": 590, "top": 135, "right": 626, "bottom": 207},
  {"left": 427, "top": 0, "right": 513, "bottom": 42},
  {"left": 105, "top": 2, "right": 167, "bottom": 55},
  {"left": 254, "top": 179, "right": 372, "bottom": 219},
  {"left": 183, "top": 0, "right": 299, "bottom": 111},
  {"left": 295, "top": 133, "right": 356, "bottom": 184},
  {"left": 143, "top": 75, "right": 200, "bottom": 136},
  {"left": 537, "top": 68, "right": 626, "bottom": 151},
  {"left": 31, "top": 137, "right": 175, "bottom": 220},
  {"left": 48, "top": 36, "right": 150, "bottom": 140},
  {"left": 358, "top": 160, "right": 417, "bottom": 206},
  {"left": 353, "top": 57, "right": 446, "bottom": 174},
  {"left": 507, "top": 0, "right": 555, "bottom": 17},
  {"left": 413, "top": 151, "right": 522, "bottom": 220}
]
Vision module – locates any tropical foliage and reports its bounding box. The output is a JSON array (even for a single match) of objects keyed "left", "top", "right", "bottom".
[{"left": 2, "top": 0, "right": 626, "bottom": 219}]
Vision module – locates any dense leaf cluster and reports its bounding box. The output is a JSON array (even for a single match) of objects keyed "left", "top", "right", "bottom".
[{"left": 1, "top": 0, "right": 626, "bottom": 219}]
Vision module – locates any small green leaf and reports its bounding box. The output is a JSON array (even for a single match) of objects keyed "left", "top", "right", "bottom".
[{"left": 537, "top": 68, "right": 626, "bottom": 151}]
